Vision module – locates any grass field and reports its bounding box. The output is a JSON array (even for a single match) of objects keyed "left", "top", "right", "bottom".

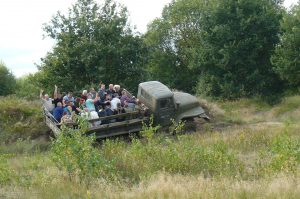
[{"left": 0, "top": 96, "right": 300, "bottom": 198}]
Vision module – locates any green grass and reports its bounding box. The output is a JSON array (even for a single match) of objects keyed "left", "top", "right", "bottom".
[{"left": 0, "top": 95, "right": 300, "bottom": 198}]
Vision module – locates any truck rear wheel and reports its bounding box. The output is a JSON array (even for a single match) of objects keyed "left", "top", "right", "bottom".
[{"left": 183, "top": 118, "right": 197, "bottom": 133}]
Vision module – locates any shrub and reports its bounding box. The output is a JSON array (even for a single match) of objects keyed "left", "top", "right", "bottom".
[
  {"left": 50, "top": 119, "right": 115, "bottom": 184},
  {"left": 0, "top": 96, "right": 47, "bottom": 142},
  {"left": 0, "top": 154, "right": 15, "bottom": 185},
  {"left": 269, "top": 133, "right": 300, "bottom": 173}
]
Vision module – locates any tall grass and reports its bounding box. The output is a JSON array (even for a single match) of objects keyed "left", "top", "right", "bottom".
[{"left": 0, "top": 95, "right": 300, "bottom": 198}]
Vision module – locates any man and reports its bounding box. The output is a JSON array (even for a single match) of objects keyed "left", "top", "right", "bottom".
[
  {"left": 40, "top": 89, "right": 54, "bottom": 112},
  {"left": 98, "top": 83, "right": 106, "bottom": 102},
  {"left": 120, "top": 90, "right": 136, "bottom": 106},
  {"left": 63, "top": 92, "right": 75, "bottom": 105},
  {"left": 52, "top": 102, "right": 64, "bottom": 122},
  {"left": 53, "top": 85, "right": 63, "bottom": 108},
  {"left": 106, "top": 84, "right": 115, "bottom": 98}
]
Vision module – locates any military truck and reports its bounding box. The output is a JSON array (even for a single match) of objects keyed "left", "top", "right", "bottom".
[{"left": 43, "top": 81, "right": 208, "bottom": 139}]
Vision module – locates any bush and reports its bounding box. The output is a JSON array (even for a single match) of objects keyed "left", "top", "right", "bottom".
[
  {"left": 50, "top": 119, "right": 115, "bottom": 184},
  {"left": 0, "top": 96, "right": 47, "bottom": 142}
]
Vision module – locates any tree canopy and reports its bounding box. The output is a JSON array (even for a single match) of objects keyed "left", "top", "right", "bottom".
[
  {"left": 145, "top": 0, "right": 284, "bottom": 99},
  {"left": 38, "top": 0, "right": 147, "bottom": 92},
  {"left": 34, "top": 0, "right": 300, "bottom": 101},
  {"left": 0, "top": 61, "right": 16, "bottom": 96},
  {"left": 272, "top": 3, "right": 300, "bottom": 88}
]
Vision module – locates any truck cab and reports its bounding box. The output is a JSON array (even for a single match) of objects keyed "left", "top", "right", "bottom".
[{"left": 137, "top": 81, "right": 208, "bottom": 126}]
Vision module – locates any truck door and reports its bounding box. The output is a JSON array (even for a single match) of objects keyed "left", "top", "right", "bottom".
[{"left": 157, "top": 98, "right": 175, "bottom": 126}]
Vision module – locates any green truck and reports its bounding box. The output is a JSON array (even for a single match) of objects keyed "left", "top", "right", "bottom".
[{"left": 44, "top": 81, "right": 209, "bottom": 139}]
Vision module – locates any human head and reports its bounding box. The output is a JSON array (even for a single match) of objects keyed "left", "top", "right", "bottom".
[
  {"left": 67, "top": 92, "right": 73, "bottom": 98},
  {"left": 90, "top": 88, "right": 95, "bottom": 92},
  {"left": 87, "top": 94, "right": 92, "bottom": 99},
  {"left": 57, "top": 93, "right": 62, "bottom": 98},
  {"left": 121, "top": 90, "right": 126, "bottom": 96},
  {"left": 101, "top": 84, "right": 105, "bottom": 90},
  {"left": 44, "top": 94, "right": 49, "bottom": 100},
  {"left": 57, "top": 102, "right": 62, "bottom": 107},
  {"left": 114, "top": 85, "right": 120, "bottom": 92},
  {"left": 82, "top": 90, "right": 88, "bottom": 96},
  {"left": 109, "top": 84, "right": 113, "bottom": 90}
]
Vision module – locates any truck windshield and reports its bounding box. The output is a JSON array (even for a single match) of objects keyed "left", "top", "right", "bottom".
[{"left": 160, "top": 98, "right": 173, "bottom": 109}]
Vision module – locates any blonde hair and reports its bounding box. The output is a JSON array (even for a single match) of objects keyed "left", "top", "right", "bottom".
[
  {"left": 114, "top": 85, "right": 120, "bottom": 92},
  {"left": 82, "top": 90, "right": 88, "bottom": 95}
]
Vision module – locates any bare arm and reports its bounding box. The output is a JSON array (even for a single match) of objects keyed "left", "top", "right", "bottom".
[
  {"left": 54, "top": 85, "right": 58, "bottom": 99},
  {"left": 40, "top": 90, "right": 44, "bottom": 100}
]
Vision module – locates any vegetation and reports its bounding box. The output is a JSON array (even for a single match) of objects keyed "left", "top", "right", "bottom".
[
  {"left": 145, "top": 0, "right": 284, "bottom": 99},
  {"left": 0, "top": 96, "right": 48, "bottom": 142},
  {"left": 1, "top": 95, "right": 300, "bottom": 198},
  {"left": 272, "top": 3, "right": 300, "bottom": 88},
  {"left": 1, "top": 0, "right": 300, "bottom": 198},
  {"left": 38, "top": 0, "right": 147, "bottom": 92},
  {"left": 0, "top": 61, "right": 16, "bottom": 96}
]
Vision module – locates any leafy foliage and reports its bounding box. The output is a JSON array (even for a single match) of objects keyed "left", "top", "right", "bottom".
[
  {"left": 15, "top": 73, "right": 44, "bottom": 100},
  {"left": 51, "top": 118, "right": 114, "bottom": 183},
  {"left": 145, "top": 0, "right": 284, "bottom": 99},
  {"left": 0, "top": 61, "right": 16, "bottom": 96},
  {"left": 39, "top": 0, "right": 147, "bottom": 92},
  {"left": 0, "top": 96, "right": 47, "bottom": 143},
  {"left": 272, "top": 2, "right": 300, "bottom": 87}
]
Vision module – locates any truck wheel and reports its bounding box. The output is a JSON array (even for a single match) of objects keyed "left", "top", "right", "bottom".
[{"left": 183, "top": 118, "right": 197, "bottom": 133}]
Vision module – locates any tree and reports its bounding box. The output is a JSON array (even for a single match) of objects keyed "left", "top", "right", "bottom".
[
  {"left": 144, "top": 0, "right": 205, "bottom": 91},
  {"left": 195, "top": 0, "right": 284, "bottom": 99},
  {"left": 39, "top": 0, "right": 147, "bottom": 92},
  {"left": 0, "top": 61, "right": 16, "bottom": 96},
  {"left": 272, "top": 2, "right": 300, "bottom": 88},
  {"left": 145, "top": 0, "right": 284, "bottom": 99}
]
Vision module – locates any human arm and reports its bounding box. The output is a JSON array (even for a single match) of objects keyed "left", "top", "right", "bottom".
[
  {"left": 54, "top": 85, "right": 58, "bottom": 99},
  {"left": 40, "top": 89, "right": 44, "bottom": 100}
]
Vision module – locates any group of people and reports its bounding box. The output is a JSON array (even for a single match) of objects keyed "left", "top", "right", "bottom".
[{"left": 40, "top": 83, "right": 145, "bottom": 126}]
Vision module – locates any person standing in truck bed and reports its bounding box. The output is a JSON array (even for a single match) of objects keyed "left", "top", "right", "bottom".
[{"left": 40, "top": 89, "right": 54, "bottom": 113}]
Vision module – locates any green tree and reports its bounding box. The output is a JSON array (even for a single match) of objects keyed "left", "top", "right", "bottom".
[
  {"left": 145, "top": 0, "right": 284, "bottom": 99},
  {"left": 0, "top": 61, "right": 16, "bottom": 96},
  {"left": 272, "top": 2, "right": 300, "bottom": 88},
  {"left": 196, "top": 0, "right": 284, "bottom": 99},
  {"left": 15, "top": 72, "right": 44, "bottom": 100},
  {"left": 39, "top": 0, "right": 147, "bottom": 92},
  {"left": 144, "top": 0, "right": 204, "bottom": 91}
]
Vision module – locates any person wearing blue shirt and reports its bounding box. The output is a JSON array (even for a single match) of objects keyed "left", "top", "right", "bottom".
[{"left": 53, "top": 102, "right": 64, "bottom": 122}]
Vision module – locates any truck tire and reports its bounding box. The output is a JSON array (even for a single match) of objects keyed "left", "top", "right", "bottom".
[{"left": 183, "top": 118, "right": 197, "bottom": 133}]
